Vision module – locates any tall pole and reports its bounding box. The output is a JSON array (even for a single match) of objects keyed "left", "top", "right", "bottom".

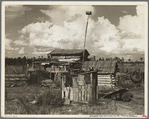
[{"left": 83, "top": 11, "right": 92, "bottom": 63}]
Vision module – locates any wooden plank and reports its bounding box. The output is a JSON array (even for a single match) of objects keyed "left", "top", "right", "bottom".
[
  {"left": 97, "top": 77, "right": 115, "bottom": 79},
  {"left": 82, "top": 85, "right": 84, "bottom": 89},
  {"left": 65, "top": 88, "right": 69, "bottom": 99},
  {"left": 98, "top": 78, "right": 112, "bottom": 80},
  {"left": 90, "top": 73, "right": 93, "bottom": 86},
  {"left": 98, "top": 76, "right": 111, "bottom": 78},
  {"left": 98, "top": 77, "right": 112, "bottom": 79},
  {"left": 82, "top": 89, "right": 85, "bottom": 101},
  {"left": 70, "top": 87, "right": 73, "bottom": 101},
  {"left": 84, "top": 73, "right": 91, "bottom": 84},
  {"left": 73, "top": 88, "right": 78, "bottom": 102},
  {"left": 98, "top": 75, "right": 111, "bottom": 77},
  {"left": 72, "top": 77, "right": 78, "bottom": 88},
  {"left": 98, "top": 79, "right": 111, "bottom": 81},
  {"left": 97, "top": 75, "right": 114, "bottom": 77},
  {"left": 98, "top": 78, "right": 111, "bottom": 80},
  {"left": 98, "top": 75, "right": 112, "bottom": 77},
  {"left": 84, "top": 90, "right": 87, "bottom": 101},
  {"left": 98, "top": 83, "right": 112, "bottom": 87},
  {"left": 86, "top": 90, "right": 88, "bottom": 101},
  {"left": 98, "top": 82, "right": 111, "bottom": 84},
  {"left": 98, "top": 77, "right": 114, "bottom": 79},
  {"left": 78, "top": 75, "right": 85, "bottom": 85},
  {"left": 79, "top": 87, "right": 81, "bottom": 101},
  {"left": 86, "top": 86, "right": 88, "bottom": 101},
  {"left": 92, "top": 72, "right": 97, "bottom": 102},
  {"left": 96, "top": 85, "right": 98, "bottom": 99},
  {"left": 98, "top": 82, "right": 112, "bottom": 84},
  {"left": 98, "top": 80, "right": 112, "bottom": 82},
  {"left": 88, "top": 84, "right": 91, "bottom": 101},
  {"left": 62, "top": 77, "right": 65, "bottom": 87},
  {"left": 98, "top": 81, "right": 111, "bottom": 83}
]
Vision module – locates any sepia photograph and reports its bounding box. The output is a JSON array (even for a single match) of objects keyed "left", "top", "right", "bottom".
[{"left": 1, "top": 1, "right": 148, "bottom": 118}]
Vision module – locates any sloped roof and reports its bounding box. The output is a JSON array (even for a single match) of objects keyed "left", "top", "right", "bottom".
[
  {"left": 48, "top": 49, "right": 90, "bottom": 56},
  {"left": 82, "top": 60, "right": 117, "bottom": 73}
]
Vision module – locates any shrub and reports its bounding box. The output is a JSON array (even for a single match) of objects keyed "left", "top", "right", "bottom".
[
  {"left": 117, "top": 75, "right": 134, "bottom": 89},
  {"left": 17, "top": 96, "right": 32, "bottom": 114},
  {"left": 53, "top": 80, "right": 61, "bottom": 88},
  {"left": 27, "top": 70, "right": 50, "bottom": 85},
  {"left": 37, "top": 88, "right": 65, "bottom": 108},
  {"left": 16, "top": 88, "right": 64, "bottom": 114}
]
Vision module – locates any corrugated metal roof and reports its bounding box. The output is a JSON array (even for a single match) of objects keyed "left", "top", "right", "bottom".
[
  {"left": 48, "top": 49, "right": 90, "bottom": 56},
  {"left": 82, "top": 60, "right": 117, "bottom": 73}
]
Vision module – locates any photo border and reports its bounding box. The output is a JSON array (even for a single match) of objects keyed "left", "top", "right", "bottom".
[{"left": 1, "top": 1, "right": 148, "bottom": 118}]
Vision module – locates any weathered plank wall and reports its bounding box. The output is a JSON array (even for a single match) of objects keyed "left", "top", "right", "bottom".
[
  {"left": 46, "top": 65, "right": 67, "bottom": 72},
  {"left": 97, "top": 74, "right": 115, "bottom": 93},
  {"left": 62, "top": 72, "right": 98, "bottom": 102}
]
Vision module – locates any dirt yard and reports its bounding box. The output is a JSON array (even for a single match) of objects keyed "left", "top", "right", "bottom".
[{"left": 5, "top": 85, "right": 144, "bottom": 115}]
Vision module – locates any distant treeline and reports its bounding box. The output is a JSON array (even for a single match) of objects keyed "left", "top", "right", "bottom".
[
  {"left": 5, "top": 56, "right": 144, "bottom": 65},
  {"left": 5, "top": 57, "right": 32, "bottom": 65},
  {"left": 5, "top": 56, "right": 47, "bottom": 65},
  {"left": 97, "top": 57, "right": 144, "bottom": 62}
]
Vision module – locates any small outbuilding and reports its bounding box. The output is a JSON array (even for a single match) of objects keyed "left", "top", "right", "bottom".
[
  {"left": 82, "top": 60, "right": 118, "bottom": 93},
  {"left": 62, "top": 71, "right": 98, "bottom": 103}
]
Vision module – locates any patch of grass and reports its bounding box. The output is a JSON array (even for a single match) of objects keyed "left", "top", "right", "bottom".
[
  {"left": 5, "top": 84, "right": 144, "bottom": 115},
  {"left": 5, "top": 100, "right": 22, "bottom": 114},
  {"left": 5, "top": 85, "right": 64, "bottom": 114},
  {"left": 36, "top": 88, "right": 65, "bottom": 108},
  {"left": 53, "top": 80, "right": 61, "bottom": 88}
]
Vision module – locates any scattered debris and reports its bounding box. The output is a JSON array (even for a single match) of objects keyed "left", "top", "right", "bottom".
[
  {"left": 41, "top": 79, "right": 57, "bottom": 88},
  {"left": 10, "top": 81, "right": 27, "bottom": 88},
  {"left": 103, "top": 89, "right": 133, "bottom": 102},
  {"left": 11, "top": 98, "right": 18, "bottom": 102},
  {"left": 29, "top": 100, "right": 38, "bottom": 104}
]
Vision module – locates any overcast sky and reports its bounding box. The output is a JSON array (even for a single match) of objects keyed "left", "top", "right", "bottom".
[{"left": 5, "top": 5, "right": 146, "bottom": 61}]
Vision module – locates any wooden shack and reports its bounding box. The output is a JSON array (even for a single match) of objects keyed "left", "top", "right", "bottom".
[
  {"left": 47, "top": 49, "right": 90, "bottom": 62},
  {"left": 41, "top": 61, "right": 69, "bottom": 82},
  {"left": 62, "top": 71, "right": 98, "bottom": 103},
  {"left": 82, "top": 60, "right": 118, "bottom": 93}
]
